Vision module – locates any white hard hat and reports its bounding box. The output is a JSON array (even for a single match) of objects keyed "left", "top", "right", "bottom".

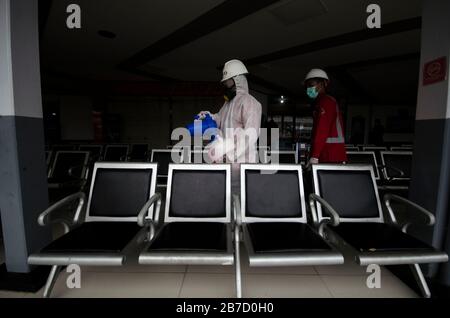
[
  {"left": 221, "top": 59, "right": 249, "bottom": 82},
  {"left": 304, "top": 68, "right": 329, "bottom": 84}
]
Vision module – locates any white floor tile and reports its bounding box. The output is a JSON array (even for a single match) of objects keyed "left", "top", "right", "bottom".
[
  {"left": 320, "top": 274, "right": 418, "bottom": 298},
  {"left": 315, "top": 262, "right": 395, "bottom": 277},
  {"left": 187, "top": 265, "right": 235, "bottom": 274},
  {"left": 0, "top": 290, "right": 25, "bottom": 298},
  {"left": 28, "top": 271, "right": 184, "bottom": 298},
  {"left": 16, "top": 271, "right": 418, "bottom": 298},
  {"left": 12, "top": 290, "right": 41, "bottom": 298},
  {"left": 243, "top": 274, "right": 333, "bottom": 298},
  {"left": 314, "top": 261, "right": 370, "bottom": 276},
  {"left": 179, "top": 273, "right": 236, "bottom": 298}
]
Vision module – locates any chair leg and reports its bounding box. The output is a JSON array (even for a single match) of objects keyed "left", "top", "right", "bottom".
[
  {"left": 234, "top": 228, "right": 242, "bottom": 298},
  {"left": 43, "top": 265, "right": 62, "bottom": 298},
  {"left": 410, "top": 264, "right": 431, "bottom": 298}
]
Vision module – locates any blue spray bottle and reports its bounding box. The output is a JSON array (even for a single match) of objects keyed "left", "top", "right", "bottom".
[{"left": 186, "top": 113, "right": 218, "bottom": 141}]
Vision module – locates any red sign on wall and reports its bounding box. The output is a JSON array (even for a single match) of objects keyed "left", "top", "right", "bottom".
[
  {"left": 93, "top": 111, "right": 104, "bottom": 142},
  {"left": 423, "top": 56, "right": 447, "bottom": 86}
]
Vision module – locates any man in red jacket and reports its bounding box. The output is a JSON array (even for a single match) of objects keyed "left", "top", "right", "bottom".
[{"left": 304, "top": 69, "right": 347, "bottom": 167}]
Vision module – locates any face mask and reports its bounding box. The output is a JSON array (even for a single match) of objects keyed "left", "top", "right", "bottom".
[
  {"left": 224, "top": 85, "right": 236, "bottom": 102},
  {"left": 306, "top": 86, "right": 319, "bottom": 99}
]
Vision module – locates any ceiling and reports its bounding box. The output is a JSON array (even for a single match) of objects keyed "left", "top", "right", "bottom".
[{"left": 40, "top": 0, "right": 424, "bottom": 104}]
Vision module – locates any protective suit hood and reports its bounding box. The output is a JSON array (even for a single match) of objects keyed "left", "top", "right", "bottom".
[{"left": 233, "top": 74, "right": 249, "bottom": 94}]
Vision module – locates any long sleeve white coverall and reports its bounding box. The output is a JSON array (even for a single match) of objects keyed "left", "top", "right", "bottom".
[{"left": 208, "top": 75, "right": 262, "bottom": 194}]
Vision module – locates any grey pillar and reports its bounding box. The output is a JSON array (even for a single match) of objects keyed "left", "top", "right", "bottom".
[
  {"left": 0, "top": 0, "right": 51, "bottom": 289},
  {"left": 408, "top": 0, "right": 450, "bottom": 286}
]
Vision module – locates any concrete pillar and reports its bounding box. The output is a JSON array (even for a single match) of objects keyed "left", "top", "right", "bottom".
[
  {"left": 409, "top": 0, "right": 450, "bottom": 285},
  {"left": 0, "top": 0, "right": 51, "bottom": 290}
]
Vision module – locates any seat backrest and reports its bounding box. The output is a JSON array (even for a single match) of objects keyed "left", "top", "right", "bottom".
[
  {"left": 52, "top": 144, "right": 77, "bottom": 152},
  {"left": 381, "top": 151, "right": 412, "bottom": 180},
  {"left": 79, "top": 145, "right": 103, "bottom": 160},
  {"left": 50, "top": 151, "right": 89, "bottom": 180},
  {"left": 356, "top": 144, "right": 369, "bottom": 150},
  {"left": 189, "top": 150, "right": 209, "bottom": 164},
  {"left": 264, "top": 150, "right": 297, "bottom": 164},
  {"left": 390, "top": 146, "right": 413, "bottom": 151},
  {"left": 362, "top": 146, "right": 387, "bottom": 151},
  {"left": 85, "top": 162, "right": 157, "bottom": 222},
  {"left": 312, "top": 164, "right": 383, "bottom": 223},
  {"left": 45, "top": 150, "right": 52, "bottom": 166},
  {"left": 129, "top": 144, "right": 149, "bottom": 161},
  {"left": 49, "top": 145, "right": 77, "bottom": 164},
  {"left": 241, "top": 164, "right": 306, "bottom": 223},
  {"left": 346, "top": 151, "right": 380, "bottom": 179},
  {"left": 104, "top": 145, "right": 129, "bottom": 161},
  {"left": 362, "top": 147, "right": 386, "bottom": 163},
  {"left": 151, "top": 149, "right": 183, "bottom": 176},
  {"left": 164, "top": 164, "right": 230, "bottom": 223}
]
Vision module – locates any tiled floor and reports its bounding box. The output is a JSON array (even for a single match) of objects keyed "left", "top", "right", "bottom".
[{"left": 0, "top": 241, "right": 418, "bottom": 298}]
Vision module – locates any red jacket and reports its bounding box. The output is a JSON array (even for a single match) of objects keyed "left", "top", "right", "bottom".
[{"left": 310, "top": 94, "right": 347, "bottom": 163}]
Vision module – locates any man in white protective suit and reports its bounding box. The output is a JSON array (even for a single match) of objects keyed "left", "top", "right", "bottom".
[{"left": 199, "top": 59, "right": 262, "bottom": 194}]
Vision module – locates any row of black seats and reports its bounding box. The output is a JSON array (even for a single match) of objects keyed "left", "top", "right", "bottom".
[
  {"left": 45, "top": 144, "right": 412, "bottom": 165},
  {"left": 45, "top": 146, "right": 413, "bottom": 191},
  {"left": 46, "top": 144, "right": 152, "bottom": 166},
  {"left": 45, "top": 147, "right": 287, "bottom": 190},
  {"left": 345, "top": 144, "right": 413, "bottom": 152},
  {"left": 29, "top": 162, "right": 447, "bottom": 298},
  {"left": 259, "top": 149, "right": 412, "bottom": 193},
  {"left": 45, "top": 143, "right": 237, "bottom": 166},
  {"left": 345, "top": 150, "right": 412, "bottom": 191}
]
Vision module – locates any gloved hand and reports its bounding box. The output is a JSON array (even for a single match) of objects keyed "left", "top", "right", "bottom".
[
  {"left": 197, "top": 111, "right": 212, "bottom": 119},
  {"left": 206, "top": 135, "right": 235, "bottom": 163},
  {"left": 306, "top": 157, "right": 319, "bottom": 170}
]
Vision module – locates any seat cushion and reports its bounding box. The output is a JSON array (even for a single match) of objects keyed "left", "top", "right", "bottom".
[
  {"left": 148, "top": 222, "right": 227, "bottom": 252},
  {"left": 247, "top": 223, "right": 331, "bottom": 253},
  {"left": 332, "top": 222, "right": 432, "bottom": 252},
  {"left": 42, "top": 222, "right": 141, "bottom": 253}
]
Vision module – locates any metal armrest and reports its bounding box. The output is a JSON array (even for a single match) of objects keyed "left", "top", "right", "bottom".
[
  {"left": 232, "top": 194, "right": 242, "bottom": 243},
  {"left": 137, "top": 193, "right": 162, "bottom": 240},
  {"left": 383, "top": 193, "right": 435, "bottom": 233},
  {"left": 38, "top": 192, "right": 87, "bottom": 232},
  {"left": 68, "top": 164, "right": 89, "bottom": 179},
  {"left": 233, "top": 194, "right": 242, "bottom": 227},
  {"left": 309, "top": 194, "right": 340, "bottom": 238},
  {"left": 380, "top": 165, "right": 405, "bottom": 181}
]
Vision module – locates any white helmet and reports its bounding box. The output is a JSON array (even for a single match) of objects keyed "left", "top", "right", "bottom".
[
  {"left": 221, "top": 59, "right": 249, "bottom": 82},
  {"left": 304, "top": 68, "right": 329, "bottom": 84}
]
